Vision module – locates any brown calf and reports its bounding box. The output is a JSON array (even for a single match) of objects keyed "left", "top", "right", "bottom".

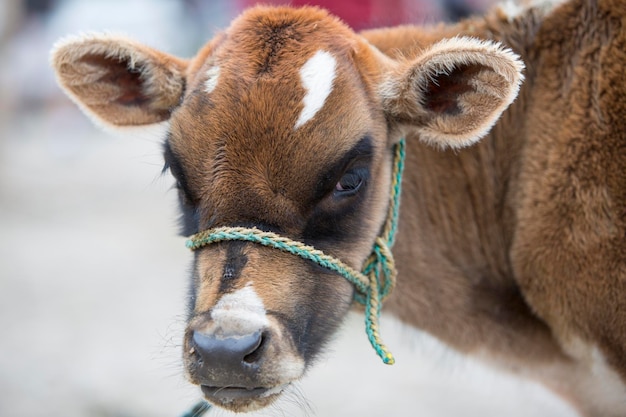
[{"left": 51, "top": 0, "right": 626, "bottom": 415}]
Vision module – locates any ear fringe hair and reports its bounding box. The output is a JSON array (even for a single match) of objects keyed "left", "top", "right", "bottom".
[
  {"left": 50, "top": 32, "right": 186, "bottom": 131},
  {"left": 379, "top": 37, "right": 525, "bottom": 149}
]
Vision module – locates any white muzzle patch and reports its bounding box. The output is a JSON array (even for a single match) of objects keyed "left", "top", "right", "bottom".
[{"left": 210, "top": 283, "right": 269, "bottom": 336}]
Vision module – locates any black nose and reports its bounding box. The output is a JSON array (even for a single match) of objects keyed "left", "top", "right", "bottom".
[{"left": 191, "top": 330, "right": 265, "bottom": 377}]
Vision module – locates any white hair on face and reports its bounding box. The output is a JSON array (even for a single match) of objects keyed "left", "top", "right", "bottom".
[
  {"left": 294, "top": 50, "right": 337, "bottom": 129},
  {"left": 210, "top": 283, "right": 269, "bottom": 335},
  {"left": 204, "top": 66, "right": 220, "bottom": 94}
]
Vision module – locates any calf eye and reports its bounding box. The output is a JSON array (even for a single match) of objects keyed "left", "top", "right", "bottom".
[{"left": 334, "top": 167, "right": 368, "bottom": 197}]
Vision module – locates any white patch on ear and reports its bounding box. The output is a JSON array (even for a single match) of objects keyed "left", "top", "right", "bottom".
[
  {"left": 294, "top": 50, "right": 337, "bottom": 129},
  {"left": 204, "top": 66, "right": 220, "bottom": 94},
  {"left": 210, "top": 283, "right": 269, "bottom": 336},
  {"left": 498, "top": 0, "right": 529, "bottom": 20},
  {"left": 497, "top": 0, "right": 567, "bottom": 21}
]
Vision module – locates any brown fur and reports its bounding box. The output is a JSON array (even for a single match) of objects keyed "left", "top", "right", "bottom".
[
  {"left": 365, "top": 2, "right": 626, "bottom": 414},
  {"left": 51, "top": 1, "right": 626, "bottom": 415}
]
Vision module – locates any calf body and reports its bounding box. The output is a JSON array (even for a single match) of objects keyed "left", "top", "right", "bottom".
[
  {"left": 367, "top": 1, "right": 626, "bottom": 413},
  {"left": 51, "top": 0, "right": 626, "bottom": 415}
]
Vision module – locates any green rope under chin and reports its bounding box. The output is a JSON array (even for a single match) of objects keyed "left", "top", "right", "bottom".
[{"left": 185, "top": 138, "right": 406, "bottom": 365}]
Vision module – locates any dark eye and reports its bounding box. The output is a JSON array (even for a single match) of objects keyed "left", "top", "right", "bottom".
[{"left": 334, "top": 167, "right": 368, "bottom": 197}]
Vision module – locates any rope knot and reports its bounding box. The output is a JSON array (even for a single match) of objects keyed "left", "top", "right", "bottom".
[{"left": 358, "top": 236, "right": 397, "bottom": 364}]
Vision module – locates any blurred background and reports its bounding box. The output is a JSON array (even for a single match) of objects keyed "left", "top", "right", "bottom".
[{"left": 0, "top": 1, "right": 580, "bottom": 416}]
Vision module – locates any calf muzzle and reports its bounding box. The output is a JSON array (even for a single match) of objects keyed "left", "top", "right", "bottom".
[
  {"left": 191, "top": 329, "right": 265, "bottom": 385},
  {"left": 186, "top": 326, "right": 286, "bottom": 410}
]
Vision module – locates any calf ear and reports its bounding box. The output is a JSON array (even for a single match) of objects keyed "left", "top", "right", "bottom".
[
  {"left": 380, "top": 37, "right": 524, "bottom": 148},
  {"left": 51, "top": 33, "right": 187, "bottom": 128}
]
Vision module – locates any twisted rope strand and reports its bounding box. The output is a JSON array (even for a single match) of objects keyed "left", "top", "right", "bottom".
[
  {"left": 187, "top": 227, "right": 370, "bottom": 295},
  {"left": 383, "top": 139, "right": 405, "bottom": 247},
  {"left": 185, "top": 139, "right": 405, "bottom": 365}
]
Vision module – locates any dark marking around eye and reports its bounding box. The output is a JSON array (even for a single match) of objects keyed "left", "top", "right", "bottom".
[
  {"left": 314, "top": 135, "right": 373, "bottom": 201},
  {"left": 303, "top": 136, "right": 374, "bottom": 245},
  {"left": 162, "top": 135, "right": 200, "bottom": 235}
]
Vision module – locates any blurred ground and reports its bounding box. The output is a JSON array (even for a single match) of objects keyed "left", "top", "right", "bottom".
[{"left": 0, "top": 1, "right": 581, "bottom": 416}]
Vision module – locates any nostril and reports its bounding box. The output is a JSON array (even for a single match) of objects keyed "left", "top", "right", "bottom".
[{"left": 243, "top": 332, "right": 267, "bottom": 365}]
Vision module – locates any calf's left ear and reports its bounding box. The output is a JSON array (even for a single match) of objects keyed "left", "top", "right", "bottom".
[{"left": 380, "top": 37, "right": 524, "bottom": 148}]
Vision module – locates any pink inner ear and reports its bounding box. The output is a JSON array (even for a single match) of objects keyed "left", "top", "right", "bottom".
[
  {"left": 79, "top": 54, "right": 149, "bottom": 107},
  {"left": 424, "top": 63, "right": 486, "bottom": 115}
]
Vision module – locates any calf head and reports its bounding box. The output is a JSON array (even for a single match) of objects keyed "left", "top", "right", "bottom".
[{"left": 51, "top": 6, "right": 523, "bottom": 412}]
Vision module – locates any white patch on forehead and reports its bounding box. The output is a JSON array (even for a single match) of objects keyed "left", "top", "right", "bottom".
[
  {"left": 210, "top": 283, "right": 268, "bottom": 336},
  {"left": 294, "top": 50, "right": 337, "bottom": 129},
  {"left": 204, "top": 66, "right": 221, "bottom": 94}
]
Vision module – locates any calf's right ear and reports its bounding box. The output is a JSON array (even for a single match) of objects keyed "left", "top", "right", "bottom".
[{"left": 50, "top": 34, "right": 188, "bottom": 128}]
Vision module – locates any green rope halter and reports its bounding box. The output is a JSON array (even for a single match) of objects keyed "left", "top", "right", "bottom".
[{"left": 186, "top": 139, "right": 405, "bottom": 365}]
